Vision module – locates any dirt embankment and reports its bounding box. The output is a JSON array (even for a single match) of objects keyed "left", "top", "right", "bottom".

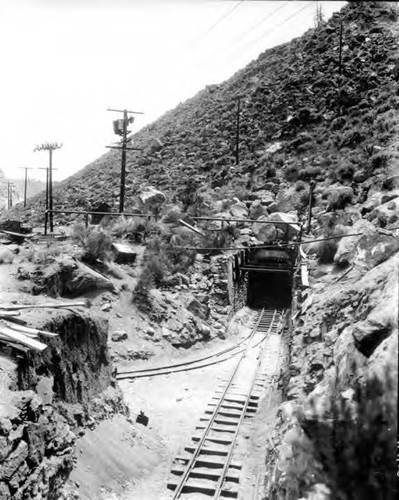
[{"left": 0, "top": 302, "right": 127, "bottom": 500}]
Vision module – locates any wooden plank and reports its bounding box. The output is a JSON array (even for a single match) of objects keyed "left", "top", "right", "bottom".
[
  {"left": 4, "top": 322, "right": 58, "bottom": 338},
  {"left": 0, "top": 327, "right": 48, "bottom": 352},
  {"left": 301, "top": 264, "right": 309, "bottom": 287},
  {"left": 240, "top": 267, "right": 291, "bottom": 273},
  {"left": 0, "top": 300, "right": 88, "bottom": 311}
]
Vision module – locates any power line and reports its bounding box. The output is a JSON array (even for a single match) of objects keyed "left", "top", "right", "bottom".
[
  {"left": 237, "top": 1, "right": 313, "bottom": 57},
  {"left": 160, "top": 229, "right": 398, "bottom": 253},
  {"left": 201, "top": 0, "right": 246, "bottom": 38},
  {"left": 229, "top": 0, "right": 290, "bottom": 48},
  {"left": 215, "top": 1, "right": 313, "bottom": 75}
]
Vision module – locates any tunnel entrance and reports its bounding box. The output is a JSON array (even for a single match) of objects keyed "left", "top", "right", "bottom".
[
  {"left": 247, "top": 271, "right": 292, "bottom": 309},
  {"left": 239, "top": 245, "right": 296, "bottom": 310}
]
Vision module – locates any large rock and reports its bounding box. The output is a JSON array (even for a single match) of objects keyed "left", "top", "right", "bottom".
[
  {"left": 229, "top": 199, "right": 248, "bottom": 218},
  {"left": 268, "top": 212, "right": 300, "bottom": 240},
  {"left": 186, "top": 297, "right": 210, "bottom": 320},
  {"left": 31, "top": 258, "right": 115, "bottom": 298},
  {"left": 249, "top": 199, "right": 268, "bottom": 219},
  {"left": 253, "top": 216, "right": 277, "bottom": 242},
  {"left": 334, "top": 219, "right": 375, "bottom": 266},
  {"left": 368, "top": 196, "right": 399, "bottom": 224},
  {"left": 254, "top": 190, "right": 275, "bottom": 207},
  {"left": 352, "top": 307, "right": 395, "bottom": 357},
  {"left": 138, "top": 186, "right": 166, "bottom": 213},
  {"left": 360, "top": 192, "right": 383, "bottom": 215}
]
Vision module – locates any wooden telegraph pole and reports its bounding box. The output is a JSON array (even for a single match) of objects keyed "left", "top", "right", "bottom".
[
  {"left": 34, "top": 143, "right": 62, "bottom": 234},
  {"left": 337, "top": 17, "right": 344, "bottom": 115},
  {"left": 38, "top": 166, "right": 57, "bottom": 211},
  {"left": 19, "top": 167, "right": 33, "bottom": 207},
  {"left": 7, "top": 181, "right": 14, "bottom": 209},
  {"left": 235, "top": 97, "right": 241, "bottom": 166},
  {"left": 106, "top": 108, "right": 143, "bottom": 213}
]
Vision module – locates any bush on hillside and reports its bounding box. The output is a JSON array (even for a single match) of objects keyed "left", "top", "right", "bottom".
[
  {"left": 298, "top": 166, "right": 323, "bottom": 182},
  {"left": 285, "top": 164, "right": 300, "bottom": 182},
  {"left": 301, "top": 370, "right": 397, "bottom": 500},
  {"left": 110, "top": 217, "right": 148, "bottom": 241},
  {"left": 337, "top": 164, "right": 354, "bottom": 182},
  {"left": 295, "top": 180, "right": 307, "bottom": 192},
  {"left": 83, "top": 230, "right": 112, "bottom": 263},
  {"left": 326, "top": 189, "right": 354, "bottom": 211},
  {"left": 72, "top": 223, "right": 112, "bottom": 263}
]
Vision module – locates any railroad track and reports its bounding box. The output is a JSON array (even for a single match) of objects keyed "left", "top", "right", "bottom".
[
  {"left": 167, "top": 308, "right": 285, "bottom": 499},
  {"left": 116, "top": 311, "right": 272, "bottom": 381}
]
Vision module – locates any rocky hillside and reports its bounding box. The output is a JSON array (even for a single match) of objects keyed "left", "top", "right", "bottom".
[{"left": 6, "top": 1, "right": 399, "bottom": 225}]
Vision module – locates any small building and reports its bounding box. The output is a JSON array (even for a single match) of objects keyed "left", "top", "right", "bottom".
[{"left": 91, "top": 202, "right": 112, "bottom": 224}]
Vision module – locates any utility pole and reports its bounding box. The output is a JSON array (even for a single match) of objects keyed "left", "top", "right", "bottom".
[
  {"left": 106, "top": 108, "right": 143, "bottom": 213},
  {"left": 337, "top": 18, "right": 344, "bottom": 115},
  {"left": 37, "top": 167, "right": 57, "bottom": 235},
  {"left": 235, "top": 97, "right": 241, "bottom": 166},
  {"left": 306, "top": 180, "right": 316, "bottom": 234},
  {"left": 19, "top": 167, "right": 33, "bottom": 207},
  {"left": 7, "top": 181, "right": 14, "bottom": 210},
  {"left": 34, "top": 142, "right": 62, "bottom": 234}
]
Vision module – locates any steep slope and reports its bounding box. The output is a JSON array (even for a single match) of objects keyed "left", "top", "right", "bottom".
[{"left": 6, "top": 1, "right": 399, "bottom": 223}]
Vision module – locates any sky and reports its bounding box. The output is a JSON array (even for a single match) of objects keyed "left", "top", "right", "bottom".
[{"left": 0, "top": 0, "right": 345, "bottom": 183}]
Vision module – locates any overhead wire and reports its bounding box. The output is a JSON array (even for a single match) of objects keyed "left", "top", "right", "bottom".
[
  {"left": 201, "top": 0, "right": 246, "bottom": 38},
  {"left": 214, "top": 0, "right": 314, "bottom": 75},
  {"left": 159, "top": 228, "right": 398, "bottom": 253},
  {"left": 223, "top": 0, "right": 291, "bottom": 52}
]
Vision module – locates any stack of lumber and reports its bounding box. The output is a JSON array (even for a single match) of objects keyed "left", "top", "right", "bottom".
[{"left": 0, "top": 300, "right": 88, "bottom": 353}]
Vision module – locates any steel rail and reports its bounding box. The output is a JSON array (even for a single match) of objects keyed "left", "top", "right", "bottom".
[
  {"left": 213, "top": 310, "right": 280, "bottom": 498},
  {"left": 117, "top": 311, "right": 271, "bottom": 378},
  {"left": 171, "top": 308, "right": 273, "bottom": 499},
  {"left": 117, "top": 330, "right": 274, "bottom": 381}
]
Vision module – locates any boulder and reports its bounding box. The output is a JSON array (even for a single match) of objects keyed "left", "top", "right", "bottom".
[
  {"left": 368, "top": 196, "right": 399, "bottom": 224},
  {"left": 352, "top": 307, "right": 395, "bottom": 357},
  {"left": 186, "top": 297, "right": 210, "bottom": 320},
  {"left": 32, "top": 258, "right": 115, "bottom": 298},
  {"left": 268, "top": 212, "right": 300, "bottom": 240},
  {"left": 254, "top": 190, "right": 275, "bottom": 207},
  {"left": 275, "top": 187, "right": 299, "bottom": 213},
  {"left": 138, "top": 186, "right": 166, "bottom": 213},
  {"left": 249, "top": 199, "right": 268, "bottom": 219},
  {"left": 334, "top": 220, "right": 375, "bottom": 266},
  {"left": 253, "top": 216, "right": 277, "bottom": 242},
  {"left": 361, "top": 192, "right": 383, "bottom": 215},
  {"left": 111, "top": 330, "right": 128, "bottom": 342},
  {"left": 229, "top": 200, "right": 248, "bottom": 219}
]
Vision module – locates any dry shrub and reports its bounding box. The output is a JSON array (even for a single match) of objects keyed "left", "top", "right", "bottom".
[
  {"left": 110, "top": 217, "right": 147, "bottom": 241},
  {"left": 83, "top": 230, "right": 112, "bottom": 263},
  {"left": 295, "top": 180, "right": 307, "bottom": 192},
  {"left": 71, "top": 223, "right": 112, "bottom": 263},
  {"left": 20, "top": 246, "right": 60, "bottom": 264},
  {"left": 0, "top": 248, "right": 14, "bottom": 264},
  {"left": 327, "top": 189, "right": 353, "bottom": 211},
  {"left": 105, "top": 262, "right": 125, "bottom": 279}
]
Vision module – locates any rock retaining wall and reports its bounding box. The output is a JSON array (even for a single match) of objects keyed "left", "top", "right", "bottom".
[{"left": 209, "top": 253, "right": 249, "bottom": 317}]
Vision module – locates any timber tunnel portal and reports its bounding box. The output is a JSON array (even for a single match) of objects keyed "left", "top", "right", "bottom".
[{"left": 231, "top": 245, "right": 296, "bottom": 311}]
